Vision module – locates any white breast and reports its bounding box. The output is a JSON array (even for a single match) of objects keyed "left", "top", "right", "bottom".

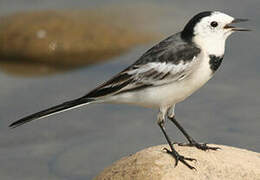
[{"left": 146, "top": 52, "right": 213, "bottom": 107}]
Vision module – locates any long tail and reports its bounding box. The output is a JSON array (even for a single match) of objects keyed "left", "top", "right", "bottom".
[{"left": 9, "top": 98, "right": 94, "bottom": 128}]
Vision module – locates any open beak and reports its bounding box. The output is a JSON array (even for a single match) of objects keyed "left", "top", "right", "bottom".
[{"left": 224, "top": 18, "right": 251, "bottom": 31}]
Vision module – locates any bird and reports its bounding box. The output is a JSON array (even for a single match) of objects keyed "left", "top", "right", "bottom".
[{"left": 9, "top": 11, "right": 250, "bottom": 169}]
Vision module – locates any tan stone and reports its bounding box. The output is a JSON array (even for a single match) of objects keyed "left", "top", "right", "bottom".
[
  {"left": 0, "top": 10, "right": 155, "bottom": 69},
  {"left": 94, "top": 144, "right": 260, "bottom": 180}
]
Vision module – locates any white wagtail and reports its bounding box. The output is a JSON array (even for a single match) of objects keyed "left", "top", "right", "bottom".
[{"left": 9, "top": 11, "right": 250, "bottom": 169}]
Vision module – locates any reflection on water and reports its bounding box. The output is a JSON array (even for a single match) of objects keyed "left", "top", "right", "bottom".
[
  {"left": 0, "top": 1, "right": 259, "bottom": 180},
  {"left": 0, "top": 61, "right": 70, "bottom": 76}
]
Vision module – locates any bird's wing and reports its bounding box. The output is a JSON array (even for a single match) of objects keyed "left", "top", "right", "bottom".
[{"left": 86, "top": 35, "right": 201, "bottom": 98}]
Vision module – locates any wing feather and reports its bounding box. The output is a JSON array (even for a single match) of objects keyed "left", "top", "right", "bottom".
[
  {"left": 85, "top": 33, "right": 201, "bottom": 99},
  {"left": 86, "top": 59, "right": 196, "bottom": 98}
]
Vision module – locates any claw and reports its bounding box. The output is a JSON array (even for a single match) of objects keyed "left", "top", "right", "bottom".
[
  {"left": 163, "top": 147, "right": 196, "bottom": 170},
  {"left": 175, "top": 157, "right": 179, "bottom": 167}
]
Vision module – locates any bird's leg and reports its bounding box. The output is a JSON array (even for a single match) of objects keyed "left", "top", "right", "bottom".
[
  {"left": 168, "top": 116, "right": 220, "bottom": 151},
  {"left": 167, "top": 106, "right": 220, "bottom": 151},
  {"left": 157, "top": 109, "right": 196, "bottom": 170}
]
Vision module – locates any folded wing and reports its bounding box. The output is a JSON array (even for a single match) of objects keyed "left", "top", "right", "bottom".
[{"left": 86, "top": 34, "right": 201, "bottom": 98}]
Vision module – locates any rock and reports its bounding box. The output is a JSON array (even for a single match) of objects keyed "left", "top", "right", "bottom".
[
  {"left": 94, "top": 144, "right": 260, "bottom": 180},
  {"left": 0, "top": 10, "right": 156, "bottom": 74}
]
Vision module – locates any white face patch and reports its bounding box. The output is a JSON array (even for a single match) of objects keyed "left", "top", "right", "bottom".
[
  {"left": 192, "top": 11, "right": 235, "bottom": 56},
  {"left": 194, "top": 11, "right": 234, "bottom": 38}
]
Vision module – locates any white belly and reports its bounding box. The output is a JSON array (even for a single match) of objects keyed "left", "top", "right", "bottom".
[{"left": 108, "top": 54, "right": 214, "bottom": 108}]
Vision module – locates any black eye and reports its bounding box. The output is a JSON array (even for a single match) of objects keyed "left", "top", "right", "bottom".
[{"left": 210, "top": 21, "right": 218, "bottom": 27}]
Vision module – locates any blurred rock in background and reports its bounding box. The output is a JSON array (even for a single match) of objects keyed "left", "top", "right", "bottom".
[{"left": 0, "top": 9, "right": 158, "bottom": 76}]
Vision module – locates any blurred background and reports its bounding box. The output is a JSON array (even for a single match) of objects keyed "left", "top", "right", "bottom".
[{"left": 0, "top": 0, "right": 259, "bottom": 179}]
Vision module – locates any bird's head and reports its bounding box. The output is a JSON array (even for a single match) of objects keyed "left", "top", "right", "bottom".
[{"left": 181, "top": 11, "right": 250, "bottom": 55}]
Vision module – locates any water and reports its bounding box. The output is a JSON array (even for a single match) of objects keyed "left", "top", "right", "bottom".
[{"left": 0, "top": 0, "right": 259, "bottom": 179}]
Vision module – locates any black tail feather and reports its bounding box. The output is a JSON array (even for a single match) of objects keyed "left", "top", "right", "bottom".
[{"left": 9, "top": 98, "right": 93, "bottom": 128}]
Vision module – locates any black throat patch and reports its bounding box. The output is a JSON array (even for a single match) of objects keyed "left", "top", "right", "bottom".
[{"left": 209, "top": 55, "right": 224, "bottom": 72}]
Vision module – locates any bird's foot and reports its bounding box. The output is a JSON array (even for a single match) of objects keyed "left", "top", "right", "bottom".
[
  {"left": 176, "top": 140, "right": 220, "bottom": 151},
  {"left": 163, "top": 147, "right": 196, "bottom": 170}
]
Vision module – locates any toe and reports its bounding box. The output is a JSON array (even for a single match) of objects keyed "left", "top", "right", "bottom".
[
  {"left": 183, "top": 156, "right": 197, "bottom": 162},
  {"left": 179, "top": 157, "right": 196, "bottom": 170}
]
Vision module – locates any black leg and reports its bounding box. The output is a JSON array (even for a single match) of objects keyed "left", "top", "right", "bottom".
[
  {"left": 168, "top": 116, "right": 220, "bottom": 151},
  {"left": 157, "top": 119, "right": 196, "bottom": 170}
]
